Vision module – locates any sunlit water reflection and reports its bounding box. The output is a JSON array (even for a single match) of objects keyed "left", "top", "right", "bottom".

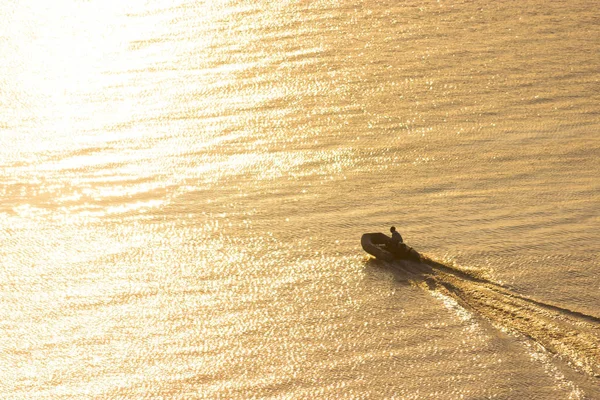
[{"left": 1, "top": 0, "right": 599, "bottom": 398}]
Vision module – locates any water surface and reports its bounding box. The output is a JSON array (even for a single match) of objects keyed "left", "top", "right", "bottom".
[{"left": 1, "top": 0, "right": 599, "bottom": 398}]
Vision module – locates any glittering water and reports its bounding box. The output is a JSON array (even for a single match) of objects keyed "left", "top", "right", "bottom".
[{"left": 1, "top": 0, "right": 599, "bottom": 398}]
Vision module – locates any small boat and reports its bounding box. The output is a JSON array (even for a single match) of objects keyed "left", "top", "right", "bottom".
[{"left": 361, "top": 232, "right": 421, "bottom": 262}]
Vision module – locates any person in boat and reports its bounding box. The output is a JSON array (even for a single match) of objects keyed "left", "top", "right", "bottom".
[{"left": 390, "top": 226, "right": 403, "bottom": 244}]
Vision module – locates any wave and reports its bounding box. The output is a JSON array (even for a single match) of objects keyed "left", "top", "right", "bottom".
[{"left": 381, "top": 256, "right": 600, "bottom": 378}]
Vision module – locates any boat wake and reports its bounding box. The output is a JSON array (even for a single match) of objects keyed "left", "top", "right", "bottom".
[{"left": 382, "top": 256, "right": 600, "bottom": 379}]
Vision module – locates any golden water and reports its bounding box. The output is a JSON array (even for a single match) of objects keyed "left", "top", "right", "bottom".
[{"left": 1, "top": 0, "right": 599, "bottom": 398}]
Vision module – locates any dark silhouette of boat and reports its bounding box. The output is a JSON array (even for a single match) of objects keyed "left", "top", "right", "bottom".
[{"left": 361, "top": 232, "right": 421, "bottom": 262}]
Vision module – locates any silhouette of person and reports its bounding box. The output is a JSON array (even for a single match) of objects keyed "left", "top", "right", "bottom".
[{"left": 390, "top": 226, "right": 403, "bottom": 244}]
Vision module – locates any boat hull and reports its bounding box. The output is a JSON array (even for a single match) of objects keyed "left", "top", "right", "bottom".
[{"left": 361, "top": 232, "right": 421, "bottom": 262}]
